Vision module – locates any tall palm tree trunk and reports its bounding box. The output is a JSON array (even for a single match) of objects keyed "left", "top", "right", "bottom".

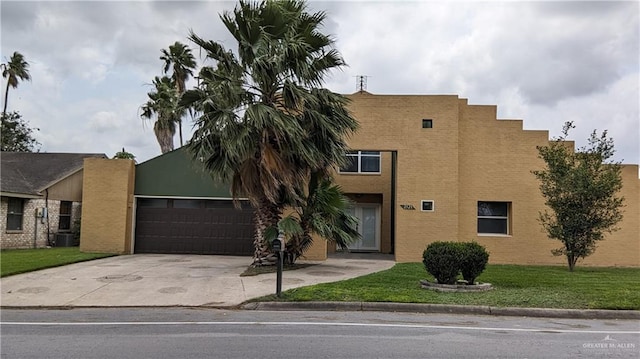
[
  {"left": 178, "top": 119, "right": 183, "bottom": 147},
  {"left": 153, "top": 126, "right": 174, "bottom": 154},
  {"left": 3, "top": 80, "right": 10, "bottom": 116},
  {"left": 251, "top": 198, "right": 282, "bottom": 266}
]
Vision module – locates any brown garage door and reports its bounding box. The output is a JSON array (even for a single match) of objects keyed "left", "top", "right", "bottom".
[{"left": 134, "top": 198, "right": 255, "bottom": 255}]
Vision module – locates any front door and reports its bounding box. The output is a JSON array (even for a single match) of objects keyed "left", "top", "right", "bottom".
[{"left": 348, "top": 204, "right": 380, "bottom": 252}]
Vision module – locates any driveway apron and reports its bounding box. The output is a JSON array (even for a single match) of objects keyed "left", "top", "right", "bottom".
[{"left": 0, "top": 254, "right": 394, "bottom": 307}]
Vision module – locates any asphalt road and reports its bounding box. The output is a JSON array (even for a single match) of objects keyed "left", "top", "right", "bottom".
[{"left": 1, "top": 308, "right": 638, "bottom": 359}]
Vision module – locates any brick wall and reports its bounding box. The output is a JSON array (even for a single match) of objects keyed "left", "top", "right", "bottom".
[
  {"left": 80, "top": 158, "right": 135, "bottom": 254},
  {"left": 337, "top": 92, "right": 640, "bottom": 266},
  {"left": 338, "top": 153, "right": 393, "bottom": 253},
  {"left": 301, "top": 233, "right": 328, "bottom": 261},
  {"left": 340, "top": 93, "right": 462, "bottom": 262},
  {"left": 1, "top": 197, "right": 81, "bottom": 249}
]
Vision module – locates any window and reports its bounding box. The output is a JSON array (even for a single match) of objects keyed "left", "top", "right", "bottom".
[
  {"left": 422, "top": 119, "right": 433, "bottom": 128},
  {"left": 204, "top": 200, "right": 236, "bottom": 209},
  {"left": 138, "top": 198, "right": 168, "bottom": 208},
  {"left": 6, "top": 198, "right": 24, "bottom": 231},
  {"left": 340, "top": 151, "right": 381, "bottom": 174},
  {"left": 477, "top": 201, "right": 510, "bottom": 235},
  {"left": 173, "top": 199, "right": 202, "bottom": 209},
  {"left": 421, "top": 200, "right": 434, "bottom": 212},
  {"left": 58, "top": 201, "right": 72, "bottom": 231}
]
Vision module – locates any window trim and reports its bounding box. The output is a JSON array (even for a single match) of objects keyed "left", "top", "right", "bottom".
[
  {"left": 477, "top": 201, "right": 511, "bottom": 235},
  {"left": 58, "top": 201, "right": 72, "bottom": 231},
  {"left": 422, "top": 119, "right": 433, "bottom": 128},
  {"left": 421, "top": 200, "right": 435, "bottom": 212},
  {"left": 6, "top": 198, "right": 25, "bottom": 231},
  {"left": 339, "top": 150, "right": 381, "bottom": 174}
]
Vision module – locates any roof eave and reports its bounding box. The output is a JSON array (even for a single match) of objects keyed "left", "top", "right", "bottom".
[{"left": 0, "top": 191, "right": 43, "bottom": 199}]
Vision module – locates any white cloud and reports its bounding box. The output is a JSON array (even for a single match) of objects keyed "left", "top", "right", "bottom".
[
  {"left": 88, "top": 111, "right": 121, "bottom": 133},
  {"left": 0, "top": 0, "right": 637, "bottom": 167}
]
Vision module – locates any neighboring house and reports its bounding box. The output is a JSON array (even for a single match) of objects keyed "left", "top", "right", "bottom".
[
  {"left": 1, "top": 152, "right": 107, "bottom": 248},
  {"left": 80, "top": 92, "right": 640, "bottom": 267}
]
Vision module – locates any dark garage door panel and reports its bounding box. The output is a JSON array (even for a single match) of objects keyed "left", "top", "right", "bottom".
[{"left": 134, "top": 207, "right": 255, "bottom": 255}]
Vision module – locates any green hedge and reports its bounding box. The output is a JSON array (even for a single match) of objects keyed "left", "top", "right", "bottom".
[{"left": 422, "top": 241, "right": 489, "bottom": 285}]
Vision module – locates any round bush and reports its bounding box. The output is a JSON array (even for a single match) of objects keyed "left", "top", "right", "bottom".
[
  {"left": 422, "top": 241, "right": 461, "bottom": 284},
  {"left": 458, "top": 242, "right": 489, "bottom": 284}
]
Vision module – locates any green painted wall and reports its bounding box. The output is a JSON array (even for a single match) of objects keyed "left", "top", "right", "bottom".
[{"left": 135, "top": 147, "right": 232, "bottom": 198}]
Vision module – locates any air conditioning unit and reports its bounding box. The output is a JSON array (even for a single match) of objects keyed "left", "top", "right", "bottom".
[{"left": 55, "top": 233, "right": 76, "bottom": 247}]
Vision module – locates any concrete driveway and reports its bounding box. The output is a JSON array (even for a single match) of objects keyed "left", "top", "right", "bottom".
[{"left": 0, "top": 254, "right": 394, "bottom": 308}]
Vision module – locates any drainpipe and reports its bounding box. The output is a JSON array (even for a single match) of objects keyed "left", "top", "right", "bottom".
[
  {"left": 34, "top": 208, "right": 38, "bottom": 248},
  {"left": 390, "top": 151, "right": 397, "bottom": 255},
  {"left": 45, "top": 189, "right": 51, "bottom": 246}
]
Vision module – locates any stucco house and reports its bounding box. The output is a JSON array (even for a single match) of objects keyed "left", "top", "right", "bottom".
[
  {"left": 1, "top": 152, "right": 107, "bottom": 248},
  {"left": 80, "top": 92, "right": 640, "bottom": 267}
]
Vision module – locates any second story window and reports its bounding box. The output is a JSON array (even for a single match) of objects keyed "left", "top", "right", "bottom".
[{"left": 340, "top": 151, "right": 381, "bottom": 174}]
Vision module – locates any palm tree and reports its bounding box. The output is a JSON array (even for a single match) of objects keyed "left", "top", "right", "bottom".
[
  {"left": 2, "top": 52, "right": 31, "bottom": 116},
  {"left": 184, "top": 0, "right": 358, "bottom": 265},
  {"left": 140, "top": 76, "right": 182, "bottom": 154},
  {"left": 160, "top": 41, "right": 196, "bottom": 147},
  {"left": 281, "top": 173, "right": 360, "bottom": 264}
]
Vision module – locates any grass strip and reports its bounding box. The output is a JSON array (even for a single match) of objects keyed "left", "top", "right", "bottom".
[
  {"left": 1, "top": 247, "right": 115, "bottom": 277},
  {"left": 254, "top": 263, "right": 640, "bottom": 310}
]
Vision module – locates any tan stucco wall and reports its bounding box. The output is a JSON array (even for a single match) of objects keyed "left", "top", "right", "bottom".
[
  {"left": 80, "top": 158, "right": 135, "bottom": 254},
  {"left": 338, "top": 92, "right": 640, "bottom": 266}
]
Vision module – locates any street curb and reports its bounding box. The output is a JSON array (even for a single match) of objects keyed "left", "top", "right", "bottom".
[{"left": 242, "top": 301, "right": 640, "bottom": 320}]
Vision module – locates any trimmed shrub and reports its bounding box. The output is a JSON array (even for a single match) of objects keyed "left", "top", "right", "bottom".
[
  {"left": 458, "top": 242, "right": 489, "bottom": 284},
  {"left": 422, "top": 241, "right": 461, "bottom": 284}
]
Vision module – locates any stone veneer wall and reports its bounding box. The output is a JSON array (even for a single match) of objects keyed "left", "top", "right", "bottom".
[{"left": 0, "top": 197, "right": 80, "bottom": 248}]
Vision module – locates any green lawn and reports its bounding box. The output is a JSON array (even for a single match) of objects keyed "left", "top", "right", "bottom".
[
  {"left": 257, "top": 263, "right": 640, "bottom": 310},
  {"left": 1, "top": 247, "right": 115, "bottom": 277}
]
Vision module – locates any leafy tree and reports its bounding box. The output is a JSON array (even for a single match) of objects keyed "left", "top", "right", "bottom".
[
  {"left": 2, "top": 51, "right": 31, "bottom": 116},
  {"left": 113, "top": 147, "right": 136, "bottom": 161},
  {"left": 1, "top": 111, "right": 40, "bottom": 152},
  {"left": 140, "top": 76, "right": 184, "bottom": 154},
  {"left": 160, "top": 41, "right": 196, "bottom": 146},
  {"left": 533, "top": 122, "right": 624, "bottom": 271},
  {"left": 184, "top": 0, "right": 359, "bottom": 265}
]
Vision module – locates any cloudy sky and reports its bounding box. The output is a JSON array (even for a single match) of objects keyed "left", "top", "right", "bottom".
[{"left": 1, "top": 0, "right": 638, "bottom": 167}]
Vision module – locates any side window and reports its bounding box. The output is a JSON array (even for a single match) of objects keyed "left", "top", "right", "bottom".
[
  {"left": 477, "top": 201, "right": 510, "bottom": 235},
  {"left": 137, "top": 198, "right": 168, "bottom": 208},
  {"left": 58, "top": 201, "right": 72, "bottom": 231},
  {"left": 7, "top": 198, "right": 24, "bottom": 231}
]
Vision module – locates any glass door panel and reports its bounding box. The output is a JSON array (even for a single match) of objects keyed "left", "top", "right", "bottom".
[{"left": 348, "top": 204, "right": 380, "bottom": 251}]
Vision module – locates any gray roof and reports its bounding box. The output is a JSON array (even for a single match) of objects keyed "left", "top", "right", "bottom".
[{"left": 1, "top": 152, "right": 107, "bottom": 197}]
